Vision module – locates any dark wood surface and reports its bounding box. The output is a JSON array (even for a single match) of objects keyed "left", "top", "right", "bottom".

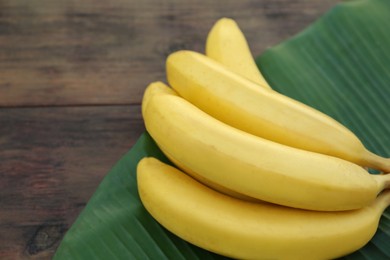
[{"left": 0, "top": 1, "right": 340, "bottom": 259}]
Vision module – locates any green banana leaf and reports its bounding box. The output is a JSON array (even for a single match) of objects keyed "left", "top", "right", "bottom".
[{"left": 54, "top": 0, "right": 390, "bottom": 259}]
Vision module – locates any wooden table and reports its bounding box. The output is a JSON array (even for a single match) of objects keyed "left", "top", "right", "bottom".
[{"left": 0, "top": 1, "right": 340, "bottom": 259}]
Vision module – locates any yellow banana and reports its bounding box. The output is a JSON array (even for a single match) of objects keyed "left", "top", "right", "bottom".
[
  {"left": 137, "top": 157, "right": 390, "bottom": 260},
  {"left": 141, "top": 83, "right": 390, "bottom": 211},
  {"left": 166, "top": 50, "right": 390, "bottom": 172},
  {"left": 206, "top": 18, "right": 272, "bottom": 89},
  {"left": 142, "top": 81, "right": 260, "bottom": 202}
]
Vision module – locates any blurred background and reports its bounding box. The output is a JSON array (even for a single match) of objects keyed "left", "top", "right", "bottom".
[{"left": 0, "top": 0, "right": 339, "bottom": 259}]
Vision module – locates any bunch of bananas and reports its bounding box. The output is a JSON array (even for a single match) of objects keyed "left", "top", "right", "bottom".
[{"left": 137, "top": 18, "right": 390, "bottom": 259}]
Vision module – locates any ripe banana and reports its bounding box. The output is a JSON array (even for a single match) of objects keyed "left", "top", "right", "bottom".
[
  {"left": 206, "top": 18, "right": 272, "bottom": 89},
  {"left": 142, "top": 81, "right": 260, "bottom": 202},
  {"left": 137, "top": 157, "right": 390, "bottom": 260},
  {"left": 141, "top": 82, "right": 390, "bottom": 211},
  {"left": 166, "top": 50, "right": 390, "bottom": 172}
]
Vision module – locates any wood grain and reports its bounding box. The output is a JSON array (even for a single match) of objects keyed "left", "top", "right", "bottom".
[
  {"left": 0, "top": 0, "right": 340, "bottom": 259},
  {"left": 0, "top": 105, "right": 144, "bottom": 259},
  {"left": 0, "top": 0, "right": 339, "bottom": 107}
]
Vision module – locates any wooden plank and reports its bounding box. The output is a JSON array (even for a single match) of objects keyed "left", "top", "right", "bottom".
[
  {"left": 0, "top": 105, "right": 144, "bottom": 259},
  {"left": 0, "top": 0, "right": 340, "bottom": 107}
]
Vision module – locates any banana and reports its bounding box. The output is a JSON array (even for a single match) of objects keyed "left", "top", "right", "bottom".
[
  {"left": 137, "top": 157, "right": 390, "bottom": 260},
  {"left": 142, "top": 82, "right": 390, "bottom": 211},
  {"left": 166, "top": 50, "right": 390, "bottom": 172},
  {"left": 142, "top": 82, "right": 261, "bottom": 202},
  {"left": 206, "top": 18, "right": 272, "bottom": 89}
]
